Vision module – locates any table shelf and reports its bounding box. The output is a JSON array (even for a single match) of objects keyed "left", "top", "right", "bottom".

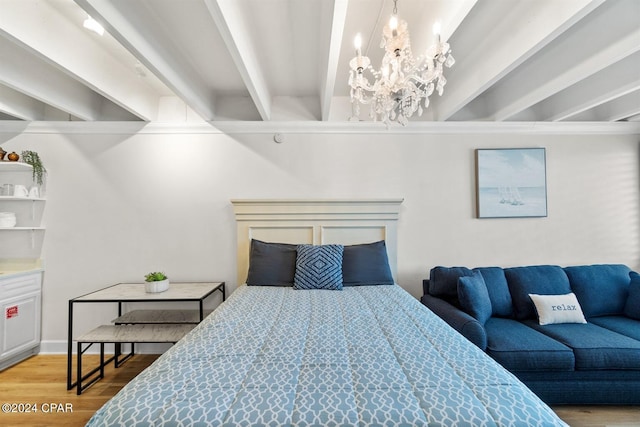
[
  {"left": 112, "top": 309, "right": 213, "bottom": 324},
  {"left": 78, "top": 324, "right": 196, "bottom": 343}
]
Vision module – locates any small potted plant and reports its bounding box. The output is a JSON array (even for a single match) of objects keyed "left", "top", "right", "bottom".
[
  {"left": 20, "top": 150, "right": 47, "bottom": 186},
  {"left": 144, "top": 271, "right": 169, "bottom": 293}
]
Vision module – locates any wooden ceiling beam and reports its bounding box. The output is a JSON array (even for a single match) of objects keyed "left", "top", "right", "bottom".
[
  {"left": 76, "top": 0, "right": 216, "bottom": 121},
  {"left": 469, "top": 0, "right": 640, "bottom": 121},
  {"left": 205, "top": 0, "right": 271, "bottom": 121},
  {"left": 0, "top": 84, "right": 44, "bottom": 121},
  {"left": 528, "top": 52, "right": 640, "bottom": 122},
  {"left": 320, "top": 0, "right": 348, "bottom": 121},
  {"left": 0, "top": 35, "right": 100, "bottom": 121},
  {"left": 568, "top": 90, "right": 640, "bottom": 122},
  {"left": 434, "top": 0, "right": 604, "bottom": 121},
  {"left": 1, "top": 0, "right": 158, "bottom": 121}
]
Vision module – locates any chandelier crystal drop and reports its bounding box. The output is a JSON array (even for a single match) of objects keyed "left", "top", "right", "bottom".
[{"left": 348, "top": 0, "right": 455, "bottom": 126}]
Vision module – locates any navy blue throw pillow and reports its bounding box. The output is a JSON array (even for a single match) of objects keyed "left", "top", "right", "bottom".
[
  {"left": 342, "top": 241, "right": 394, "bottom": 286},
  {"left": 458, "top": 271, "right": 492, "bottom": 325},
  {"left": 246, "top": 239, "right": 297, "bottom": 286},
  {"left": 625, "top": 271, "right": 640, "bottom": 320},
  {"left": 294, "top": 244, "right": 344, "bottom": 290}
]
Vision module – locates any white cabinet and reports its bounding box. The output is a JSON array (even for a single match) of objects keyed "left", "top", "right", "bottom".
[
  {"left": 0, "top": 272, "right": 42, "bottom": 371},
  {"left": 0, "top": 161, "right": 45, "bottom": 370}
]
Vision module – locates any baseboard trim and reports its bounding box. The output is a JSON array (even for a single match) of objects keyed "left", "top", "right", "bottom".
[{"left": 0, "top": 347, "right": 40, "bottom": 371}]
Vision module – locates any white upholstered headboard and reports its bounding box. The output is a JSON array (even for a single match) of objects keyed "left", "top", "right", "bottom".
[{"left": 231, "top": 199, "right": 403, "bottom": 286}]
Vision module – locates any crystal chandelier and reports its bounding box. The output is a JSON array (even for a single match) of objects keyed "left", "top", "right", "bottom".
[{"left": 348, "top": 0, "right": 455, "bottom": 126}]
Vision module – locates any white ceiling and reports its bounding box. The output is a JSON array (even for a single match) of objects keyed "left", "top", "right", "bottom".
[{"left": 0, "top": 0, "right": 638, "bottom": 125}]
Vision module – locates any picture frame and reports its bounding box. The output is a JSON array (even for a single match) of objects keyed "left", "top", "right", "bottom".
[{"left": 475, "top": 148, "right": 547, "bottom": 218}]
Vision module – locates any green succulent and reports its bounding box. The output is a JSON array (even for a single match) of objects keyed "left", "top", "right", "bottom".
[{"left": 144, "top": 272, "right": 168, "bottom": 282}]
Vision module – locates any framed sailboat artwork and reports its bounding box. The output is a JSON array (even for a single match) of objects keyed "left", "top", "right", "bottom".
[{"left": 475, "top": 148, "right": 547, "bottom": 218}]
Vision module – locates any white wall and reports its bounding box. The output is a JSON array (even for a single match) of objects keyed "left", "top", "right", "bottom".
[{"left": 1, "top": 127, "right": 638, "bottom": 351}]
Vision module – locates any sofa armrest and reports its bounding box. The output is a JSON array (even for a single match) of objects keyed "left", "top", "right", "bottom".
[{"left": 421, "top": 294, "right": 487, "bottom": 350}]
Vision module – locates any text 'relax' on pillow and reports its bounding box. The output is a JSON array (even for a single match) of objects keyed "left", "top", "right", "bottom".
[
  {"left": 624, "top": 271, "right": 640, "bottom": 320},
  {"left": 246, "top": 239, "right": 297, "bottom": 286},
  {"left": 342, "top": 240, "right": 394, "bottom": 286},
  {"left": 294, "top": 244, "right": 344, "bottom": 290},
  {"left": 457, "top": 271, "right": 492, "bottom": 325},
  {"left": 529, "top": 293, "right": 587, "bottom": 326}
]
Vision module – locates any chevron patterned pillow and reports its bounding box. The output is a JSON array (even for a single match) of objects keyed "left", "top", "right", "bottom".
[{"left": 294, "top": 244, "right": 344, "bottom": 290}]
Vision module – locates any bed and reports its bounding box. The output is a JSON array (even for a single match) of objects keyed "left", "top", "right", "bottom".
[{"left": 86, "top": 199, "right": 567, "bottom": 426}]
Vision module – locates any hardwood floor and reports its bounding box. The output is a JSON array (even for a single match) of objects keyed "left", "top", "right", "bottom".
[
  {"left": 0, "top": 354, "right": 159, "bottom": 427},
  {"left": 0, "top": 354, "right": 638, "bottom": 426},
  {"left": 553, "top": 406, "right": 640, "bottom": 427}
]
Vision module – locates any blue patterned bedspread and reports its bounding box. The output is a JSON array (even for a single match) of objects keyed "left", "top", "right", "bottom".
[{"left": 86, "top": 285, "right": 567, "bottom": 426}]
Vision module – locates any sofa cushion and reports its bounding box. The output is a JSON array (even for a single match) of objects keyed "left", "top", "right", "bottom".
[
  {"left": 505, "top": 265, "right": 571, "bottom": 320},
  {"left": 474, "top": 267, "right": 513, "bottom": 318},
  {"left": 429, "top": 266, "right": 473, "bottom": 299},
  {"left": 485, "top": 318, "right": 574, "bottom": 372},
  {"left": 457, "top": 271, "right": 492, "bottom": 325},
  {"left": 564, "top": 264, "right": 631, "bottom": 317},
  {"left": 529, "top": 293, "right": 587, "bottom": 325},
  {"left": 523, "top": 320, "right": 640, "bottom": 370},
  {"left": 624, "top": 271, "right": 640, "bottom": 320},
  {"left": 589, "top": 316, "right": 640, "bottom": 341}
]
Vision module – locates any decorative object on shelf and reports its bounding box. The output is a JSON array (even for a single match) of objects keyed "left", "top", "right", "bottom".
[
  {"left": 348, "top": 0, "right": 454, "bottom": 126},
  {"left": 7, "top": 152, "right": 19, "bottom": 162},
  {"left": 144, "top": 271, "right": 169, "bottom": 293},
  {"left": 20, "top": 150, "right": 46, "bottom": 186},
  {"left": 0, "top": 212, "right": 17, "bottom": 228},
  {"left": 0, "top": 147, "right": 6, "bottom": 160},
  {"left": 1, "top": 184, "right": 13, "bottom": 196},
  {"left": 12, "top": 184, "right": 28, "bottom": 198}
]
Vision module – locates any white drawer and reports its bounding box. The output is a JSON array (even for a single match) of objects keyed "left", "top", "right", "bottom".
[{"left": 0, "top": 272, "right": 42, "bottom": 300}]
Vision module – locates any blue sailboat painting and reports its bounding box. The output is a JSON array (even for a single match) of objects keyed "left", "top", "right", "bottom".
[{"left": 476, "top": 148, "right": 547, "bottom": 218}]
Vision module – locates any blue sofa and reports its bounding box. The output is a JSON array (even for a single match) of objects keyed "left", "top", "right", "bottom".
[{"left": 421, "top": 264, "right": 640, "bottom": 405}]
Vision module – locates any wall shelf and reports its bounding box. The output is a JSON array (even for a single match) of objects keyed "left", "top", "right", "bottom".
[
  {"left": 0, "top": 196, "right": 46, "bottom": 201},
  {"left": 0, "top": 162, "right": 32, "bottom": 171},
  {"left": 0, "top": 162, "right": 46, "bottom": 252}
]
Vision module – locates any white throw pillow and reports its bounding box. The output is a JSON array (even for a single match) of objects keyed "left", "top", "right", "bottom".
[{"left": 529, "top": 293, "right": 587, "bottom": 325}]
